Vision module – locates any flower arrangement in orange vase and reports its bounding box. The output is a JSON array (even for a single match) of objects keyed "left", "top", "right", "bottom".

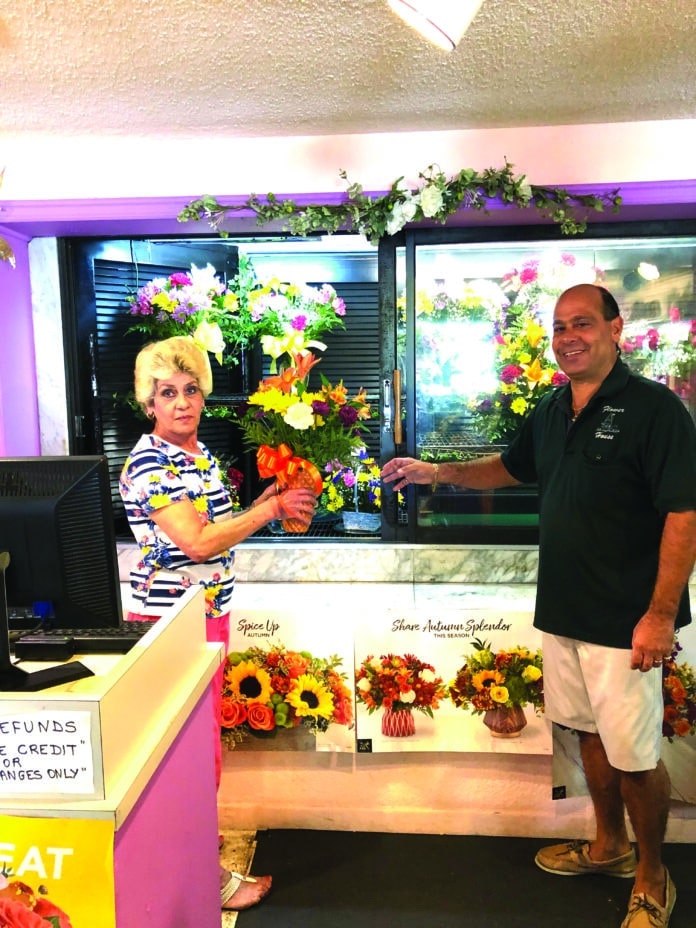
[{"left": 448, "top": 638, "right": 544, "bottom": 715}]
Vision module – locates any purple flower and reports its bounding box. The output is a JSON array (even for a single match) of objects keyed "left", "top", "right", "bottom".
[
  {"left": 311, "top": 400, "right": 331, "bottom": 417},
  {"left": 338, "top": 405, "right": 359, "bottom": 427},
  {"left": 333, "top": 297, "right": 346, "bottom": 316},
  {"left": 291, "top": 314, "right": 308, "bottom": 331}
]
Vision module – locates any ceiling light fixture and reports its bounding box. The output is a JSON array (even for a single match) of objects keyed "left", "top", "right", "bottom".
[{"left": 387, "top": 0, "right": 485, "bottom": 51}]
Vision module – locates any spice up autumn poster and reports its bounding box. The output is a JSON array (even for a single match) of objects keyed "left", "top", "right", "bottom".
[{"left": 221, "top": 608, "right": 355, "bottom": 753}]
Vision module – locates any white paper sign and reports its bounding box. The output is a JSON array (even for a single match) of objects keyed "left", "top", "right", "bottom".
[{"left": 0, "top": 711, "right": 94, "bottom": 794}]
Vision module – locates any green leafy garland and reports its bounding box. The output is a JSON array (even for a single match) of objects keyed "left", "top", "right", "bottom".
[{"left": 178, "top": 160, "right": 622, "bottom": 243}]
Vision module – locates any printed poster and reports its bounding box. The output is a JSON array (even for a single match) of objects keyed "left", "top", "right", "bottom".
[
  {"left": 0, "top": 814, "right": 115, "bottom": 927},
  {"left": 354, "top": 606, "right": 552, "bottom": 754},
  {"left": 222, "top": 608, "right": 355, "bottom": 752},
  {"left": 552, "top": 620, "right": 696, "bottom": 803}
]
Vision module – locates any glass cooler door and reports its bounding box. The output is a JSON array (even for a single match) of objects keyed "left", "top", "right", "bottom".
[{"left": 393, "top": 231, "right": 696, "bottom": 544}]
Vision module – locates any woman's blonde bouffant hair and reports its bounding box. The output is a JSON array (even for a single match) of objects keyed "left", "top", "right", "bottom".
[{"left": 134, "top": 336, "right": 213, "bottom": 413}]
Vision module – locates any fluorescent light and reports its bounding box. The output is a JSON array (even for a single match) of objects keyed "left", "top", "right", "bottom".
[{"left": 387, "top": 0, "right": 485, "bottom": 51}]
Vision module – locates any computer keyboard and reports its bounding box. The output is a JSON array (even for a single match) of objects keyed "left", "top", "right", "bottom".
[{"left": 13, "top": 622, "right": 157, "bottom": 661}]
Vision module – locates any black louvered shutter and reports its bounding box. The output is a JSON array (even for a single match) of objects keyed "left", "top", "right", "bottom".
[{"left": 307, "top": 281, "right": 381, "bottom": 461}]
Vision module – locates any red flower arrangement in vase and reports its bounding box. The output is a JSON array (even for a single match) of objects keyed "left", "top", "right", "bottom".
[{"left": 355, "top": 652, "right": 446, "bottom": 737}]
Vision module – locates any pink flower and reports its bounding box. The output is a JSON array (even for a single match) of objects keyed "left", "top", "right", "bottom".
[
  {"left": 668, "top": 306, "right": 682, "bottom": 322},
  {"left": 551, "top": 371, "right": 570, "bottom": 385},
  {"left": 500, "top": 364, "right": 523, "bottom": 384}
]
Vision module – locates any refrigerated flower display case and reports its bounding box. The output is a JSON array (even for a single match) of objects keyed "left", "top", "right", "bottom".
[{"left": 389, "top": 229, "right": 696, "bottom": 543}]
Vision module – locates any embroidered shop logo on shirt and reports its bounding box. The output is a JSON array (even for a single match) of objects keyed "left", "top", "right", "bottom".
[{"left": 595, "top": 405, "right": 624, "bottom": 440}]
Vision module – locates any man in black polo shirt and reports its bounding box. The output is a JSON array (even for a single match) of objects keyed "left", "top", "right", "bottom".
[{"left": 382, "top": 283, "right": 696, "bottom": 928}]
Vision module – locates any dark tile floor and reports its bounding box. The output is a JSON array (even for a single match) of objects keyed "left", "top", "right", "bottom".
[{"left": 237, "top": 830, "right": 695, "bottom": 928}]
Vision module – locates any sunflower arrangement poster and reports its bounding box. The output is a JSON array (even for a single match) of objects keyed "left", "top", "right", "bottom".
[
  {"left": 552, "top": 619, "right": 696, "bottom": 804},
  {"left": 353, "top": 607, "right": 552, "bottom": 755},
  {"left": 222, "top": 609, "right": 355, "bottom": 752}
]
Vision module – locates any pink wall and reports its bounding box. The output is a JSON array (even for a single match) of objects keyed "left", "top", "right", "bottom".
[{"left": 0, "top": 229, "right": 40, "bottom": 455}]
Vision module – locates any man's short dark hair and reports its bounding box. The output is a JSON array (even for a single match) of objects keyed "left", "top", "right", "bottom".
[{"left": 596, "top": 286, "right": 621, "bottom": 320}]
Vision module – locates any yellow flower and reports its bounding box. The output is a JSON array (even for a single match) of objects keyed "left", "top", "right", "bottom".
[
  {"left": 286, "top": 674, "right": 335, "bottom": 720},
  {"left": 510, "top": 397, "right": 528, "bottom": 415},
  {"left": 248, "top": 386, "right": 294, "bottom": 413},
  {"left": 192, "top": 496, "right": 208, "bottom": 514},
  {"left": 261, "top": 331, "right": 309, "bottom": 359},
  {"left": 472, "top": 669, "right": 504, "bottom": 691},
  {"left": 194, "top": 456, "right": 211, "bottom": 471},
  {"left": 490, "top": 686, "right": 509, "bottom": 704},
  {"left": 226, "top": 660, "right": 273, "bottom": 704},
  {"left": 524, "top": 318, "right": 547, "bottom": 348},
  {"left": 522, "top": 665, "right": 542, "bottom": 683}
]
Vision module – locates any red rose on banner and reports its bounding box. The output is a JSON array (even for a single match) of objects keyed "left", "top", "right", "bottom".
[
  {"left": 0, "top": 899, "right": 46, "bottom": 928},
  {"left": 246, "top": 704, "right": 275, "bottom": 731},
  {"left": 34, "top": 898, "right": 73, "bottom": 928}
]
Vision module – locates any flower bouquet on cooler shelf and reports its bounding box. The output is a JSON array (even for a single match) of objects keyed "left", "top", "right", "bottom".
[
  {"left": 214, "top": 455, "right": 244, "bottom": 511},
  {"left": 469, "top": 253, "right": 598, "bottom": 443},
  {"left": 246, "top": 277, "right": 347, "bottom": 371},
  {"left": 622, "top": 305, "right": 696, "bottom": 406},
  {"left": 125, "top": 254, "right": 347, "bottom": 369},
  {"left": 355, "top": 653, "right": 446, "bottom": 737},
  {"left": 220, "top": 643, "right": 354, "bottom": 746},
  {"left": 126, "top": 262, "right": 238, "bottom": 364},
  {"left": 399, "top": 278, "right": 510, "bottom": 325},
  {"left": 321, "top": 449, "right": 382, "bottom": 533},
  {"left": 449, "top": 638, "right": 543, "bottom": 737},
  {"left": 661, "top": 637, "right": 696, "bottom": 741}
]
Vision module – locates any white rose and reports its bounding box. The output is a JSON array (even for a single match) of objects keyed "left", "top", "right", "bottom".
[
  {"left": 419, "top": 183, "right": 444, "bottom": 218},
  {"left": 399, "top": 689, "right": 416, "bottom": 704},
  {"left": 356, "top": 678, "right": 372, "bottom": 693},
  {"left": 420, "top": 668, "right": 436, "bottom": 683},
  {"left": 283, "top": 401, "right": 315, "bottom": 430},
  {"left": 385, "top": 197, "right": 418, "bottom": 236}
]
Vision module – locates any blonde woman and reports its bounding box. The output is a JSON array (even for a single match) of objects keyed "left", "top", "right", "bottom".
[{"left": 120, "top": 336, "right": 317, "bottom": 910}]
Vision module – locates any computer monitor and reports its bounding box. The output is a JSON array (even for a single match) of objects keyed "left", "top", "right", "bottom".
[{"left": 0, "top": 455, "right": 123, "bottom": 630}]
